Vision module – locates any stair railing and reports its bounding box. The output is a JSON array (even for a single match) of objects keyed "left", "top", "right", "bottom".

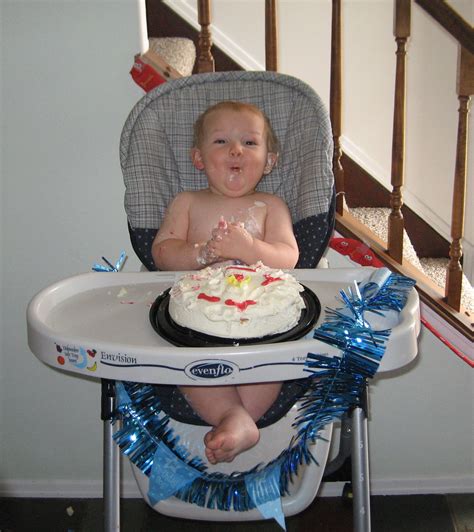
[
  {"left": 192, "top": 0, "right": 472, "bottom": 341},
  {"left": 327, "top": 0, "right": 473, "bottom": 338},
  {"left": 414, "top": 0, "right": 473, "bottom": 313}
]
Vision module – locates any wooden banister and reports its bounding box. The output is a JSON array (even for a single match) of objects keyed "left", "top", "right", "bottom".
[
  {"left": 265, "top": 0, "right": 278, "bottom": 71},
  {"left": 415, "top": 0, "right": 474, "bottom": 55},
  {"left": 197, "top": 0, "right": 215, "bottom": 73},
  {"left": 388, "top": 0, "right": 410, "bottom": 264},
  {"left": 446, "top": 47, "right": 473, "bottom": 310},
  {"left": 330, "top": 0, "right": 344, "bottom": 215}
]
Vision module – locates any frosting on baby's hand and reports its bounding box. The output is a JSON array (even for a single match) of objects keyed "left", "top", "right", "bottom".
[
  {"left": 196, "top": 242, "right": 219, "bottom": 266},
  {"left": 197, "top": 217, "right": 250, "bottom": 266}
]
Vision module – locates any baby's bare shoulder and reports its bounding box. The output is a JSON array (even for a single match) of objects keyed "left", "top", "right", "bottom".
[
  {"left": 172, "top": 190, "right": 196, "bottom": 201},
  {"left": 253, "top": 192, "right": 288, "bottom": 209},
  {"left": 169, "top": 190, "right": 204, "bottom": 208}
]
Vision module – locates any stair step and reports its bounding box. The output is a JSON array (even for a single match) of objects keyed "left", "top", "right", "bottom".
[
  {"left": 349, "top": 207, "right": 424, "bottom": 270},
  {"left": 148, "top": 37, "right": 196, "bottom": 76},
  {"left": 420, "top": 258, "right": 474, "bottom": 314},
  {"left": 349, "top": 207, "right": 473, "bottom": 314}
]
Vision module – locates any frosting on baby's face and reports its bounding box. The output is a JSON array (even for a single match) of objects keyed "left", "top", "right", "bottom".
[{"left": 191, "top": 108, "right": 277, "bottom": 198}]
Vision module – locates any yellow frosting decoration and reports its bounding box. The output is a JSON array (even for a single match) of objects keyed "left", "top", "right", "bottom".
[{"left": 226, "top": 274, "right": 250, "bottom": 288}]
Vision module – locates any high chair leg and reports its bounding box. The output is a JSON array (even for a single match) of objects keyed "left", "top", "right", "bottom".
[
  {"left": 351, "top": 385, "right": 371, "bottom": 532},
  {"left": 101, "top": 379, "right": 121, "bottom": 531}
]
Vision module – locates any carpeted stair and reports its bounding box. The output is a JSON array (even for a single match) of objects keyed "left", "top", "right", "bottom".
[
  {"left": 148, "top": 37, "right": 196, "bottom": 76},
  {"left": 350, "top": 207, "right": 474, "bottom": 314}
]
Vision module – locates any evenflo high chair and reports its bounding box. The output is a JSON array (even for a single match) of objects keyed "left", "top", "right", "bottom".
[{"left": 27, "top": 71, "right": 420, "bottom": 532}]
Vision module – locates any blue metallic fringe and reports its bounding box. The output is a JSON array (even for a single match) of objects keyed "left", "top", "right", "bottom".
[
  {"left": 112, "top": 271, "right": 415, "bottom": 512},
  {"left": 92, "top": 251, "right": 127, "bottom": 272}
]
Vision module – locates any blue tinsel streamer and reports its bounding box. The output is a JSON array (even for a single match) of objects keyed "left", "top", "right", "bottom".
[
  {"left": 92, "top": 251, "right": 126, "bottom": 272},
  {"left": 112, "top": 271, "right": 415, "bottom": 512}
]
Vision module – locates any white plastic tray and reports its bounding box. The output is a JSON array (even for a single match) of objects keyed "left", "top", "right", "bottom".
[{"left": 27, "top": 268, "right": 420, "bottom": 384}]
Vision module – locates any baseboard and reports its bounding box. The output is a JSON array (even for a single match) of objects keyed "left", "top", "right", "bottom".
[
  {"left": 2, "top": 476, "right": 472, "bottom": 499},
  {"left": 0, "top": 479, "right": 107, "bottom": 499},
  {"left": 320, "top": 477, "right": 474, "bottom": 497}
]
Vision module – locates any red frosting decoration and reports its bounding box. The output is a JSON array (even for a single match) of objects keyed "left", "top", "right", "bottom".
[
  {"left": 198, "top": 293, "right": 221, "bottom": 302},
  {"left": 261, "top": 274, "right": 282, "bottom": 286},
  {"left": 225, "top": 299, "right": 256, "bottom": 311},
  {"left": 225, "top": 266, "right": 257, "bottom": 272}
]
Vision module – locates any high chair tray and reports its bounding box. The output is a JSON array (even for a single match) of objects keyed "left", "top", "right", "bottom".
[{"left": 27, "top": 268, "right": 420, "bottom": 384}]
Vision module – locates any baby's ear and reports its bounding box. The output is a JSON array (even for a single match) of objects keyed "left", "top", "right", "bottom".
[
  {"left": 263, "top": 152, "right": 278, "bottom": 175},
  {"left": 191, "top": 148, "right": 205, "bottom": 170}
]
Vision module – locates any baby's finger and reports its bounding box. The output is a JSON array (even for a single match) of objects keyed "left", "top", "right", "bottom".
[
  {"left": 211, "top": 230, "right": 223, "bottom": 241},
  {"left": 218, "top": 217, "right": 228, "bottom": 229}
]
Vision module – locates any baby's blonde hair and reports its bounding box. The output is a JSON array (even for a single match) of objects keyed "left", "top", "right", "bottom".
[{"left": 193, "top": 101, "right": 279, "bottom": 154}]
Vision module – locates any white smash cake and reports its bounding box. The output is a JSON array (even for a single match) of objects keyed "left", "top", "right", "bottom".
[{"left": 168, "top": 262, "right": 305, "bottom": 339}]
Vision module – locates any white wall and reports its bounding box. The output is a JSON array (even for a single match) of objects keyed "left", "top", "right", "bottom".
[
  {"left": 0, "top": 0, "right": 472, "bottom": 502},
  {"left": 369, "top": 329, "right": 473, "bottom": 493},
  {"left": 168, "top": 0, "right": 474, "bottom": 282},
  {"left": 1, "top": 0, "right": 143, "bottom": 491}
]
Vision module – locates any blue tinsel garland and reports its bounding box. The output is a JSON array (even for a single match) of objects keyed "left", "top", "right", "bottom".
[{"left": 112, "top": 270, "right": 415, "bottom": 515}]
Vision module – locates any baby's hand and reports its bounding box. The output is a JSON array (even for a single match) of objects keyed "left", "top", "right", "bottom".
[
  {"left": 196, "top": 241, "right": 220, "bottom": 266},
  {"left": 211, "top": 217, "right": 228, "bottom": 242},
  {"left": 208, "top": 222, "right": 253, "bottom": 261},
  {"left": 196, "top": 218, "right": 233, "bottom": 266}
]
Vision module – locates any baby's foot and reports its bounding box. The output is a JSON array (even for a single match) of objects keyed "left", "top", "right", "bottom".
[{"left": 204, "top": 406, "right": 260, "bottom": 464}]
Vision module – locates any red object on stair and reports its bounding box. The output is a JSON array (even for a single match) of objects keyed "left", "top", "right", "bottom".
[
  {"left": 329, "top": 238, "right": 384, "bottom": 268},
  {"left": 130, "top": 56, "right": 167, "bottom": 92},
  {"left": 130, "top": 51, "right": 183, "bottom": 93}
]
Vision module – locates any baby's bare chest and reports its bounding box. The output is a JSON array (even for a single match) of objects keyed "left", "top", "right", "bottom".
[{"left": 188, "top": 197, "right": 268, "bottom": 241}]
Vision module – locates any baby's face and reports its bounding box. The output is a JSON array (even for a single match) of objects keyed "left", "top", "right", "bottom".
[{"left": 191, "top": 108, "right": 276, "bottom": 197}]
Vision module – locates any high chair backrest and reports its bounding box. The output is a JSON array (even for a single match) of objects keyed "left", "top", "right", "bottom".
[{"left": 120, "top": 71, "right": 335, "bottom": 271}]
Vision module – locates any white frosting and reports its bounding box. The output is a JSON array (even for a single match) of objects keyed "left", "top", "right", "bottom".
[{"left": 169, "top": 262, "right": 305, "bottom": 339}]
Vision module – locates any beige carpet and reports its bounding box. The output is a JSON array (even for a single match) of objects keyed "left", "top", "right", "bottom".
[
  {"left": 149, "top": 37, "right": 196, "bottom": 77},
  {"left": 420, "top": 257, "right": 474, "bottom": 314}
]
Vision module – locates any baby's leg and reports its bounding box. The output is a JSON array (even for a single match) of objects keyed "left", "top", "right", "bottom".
[
  {"left": 236, "top": 382, "right": 282, "bottom": 421},
  {"left": 180, "top": 385, "right": 258, "bottom": 464},
  {"left": 179, "top": 383, "right": 281, "bottom": 464}
]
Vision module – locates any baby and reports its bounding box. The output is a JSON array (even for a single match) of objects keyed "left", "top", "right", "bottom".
[{"left": 152, "top": 101, "right": 299, "bottom": 464}]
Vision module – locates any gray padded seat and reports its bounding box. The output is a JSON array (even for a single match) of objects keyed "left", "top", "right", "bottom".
[{"left": 120, "top": 71, "right": 335, "bottom": 425}]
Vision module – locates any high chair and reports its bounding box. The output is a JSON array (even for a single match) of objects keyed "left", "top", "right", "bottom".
[
  {"left": 120, "top": 69, "right": 335, "bottom": 524},
  {"left": 27, "top": 71, "right": 420, "bottom": 532}
]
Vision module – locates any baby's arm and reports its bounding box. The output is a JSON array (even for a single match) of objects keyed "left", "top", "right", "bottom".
[
  {"left": 152, "top": 192, "right": 208, "bottom": 271},
  {"left": 208, "top": 196, "right": 299, "bottom": 269}
]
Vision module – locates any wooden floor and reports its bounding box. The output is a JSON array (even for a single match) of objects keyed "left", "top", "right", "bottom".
[{"left": 1, "top": 494, "right": 473, "bottom": 532}]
